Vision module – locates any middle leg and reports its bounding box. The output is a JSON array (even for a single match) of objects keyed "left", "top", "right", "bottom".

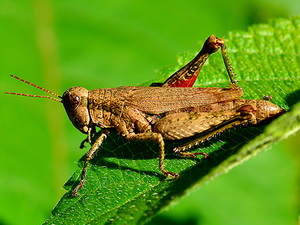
[{"left": 125, "top": 132, "right": 179, "bottom": 178}]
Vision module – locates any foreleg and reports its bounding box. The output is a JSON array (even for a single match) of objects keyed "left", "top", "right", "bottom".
[{"left": 72, "top": 129, "right": 110, "bottom": 196}]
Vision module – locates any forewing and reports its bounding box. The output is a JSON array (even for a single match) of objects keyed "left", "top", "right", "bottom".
[{"left": 126, "top": 86, "right": 243, "bottom": 114}]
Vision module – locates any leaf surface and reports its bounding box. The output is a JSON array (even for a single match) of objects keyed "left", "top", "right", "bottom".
[{"left": 44, "top": 16, "right": 300, "bottom": 224}]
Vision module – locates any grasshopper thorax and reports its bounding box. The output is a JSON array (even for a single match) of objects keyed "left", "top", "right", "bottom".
[{"left": 62, "top": 87, "right": 91, "bottom": 134}]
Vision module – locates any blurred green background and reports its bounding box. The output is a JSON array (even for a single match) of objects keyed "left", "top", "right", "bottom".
[{"left": 0, "top": 0, "right": 299, "bottom": 224}]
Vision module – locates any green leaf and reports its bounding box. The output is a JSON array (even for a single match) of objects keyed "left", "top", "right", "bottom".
[{"left": 44, "top": 16, "right": 300, "bottom": 224}]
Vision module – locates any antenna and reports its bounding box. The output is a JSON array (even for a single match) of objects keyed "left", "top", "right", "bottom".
[{"left": 5, "top": 75, "right": 62, "bottom": 102}]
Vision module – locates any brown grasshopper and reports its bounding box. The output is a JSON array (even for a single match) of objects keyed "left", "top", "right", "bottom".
[{"left": 6, "top": 35, "right": 285, "bottom": 197}]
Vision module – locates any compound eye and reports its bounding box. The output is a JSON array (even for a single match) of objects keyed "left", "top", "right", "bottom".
[{"left": 70, "top": 94, "right": 80, "bottom": 108}]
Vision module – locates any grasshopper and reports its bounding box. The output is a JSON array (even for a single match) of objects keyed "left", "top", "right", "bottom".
[{"left": 6, "top": 35, "right": 285, "bottom": 196}]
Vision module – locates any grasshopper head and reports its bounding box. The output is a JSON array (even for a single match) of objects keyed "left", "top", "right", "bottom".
[
  {"left": 254, "top": 100, "right": 286, "bottom": 125},
  {"left": 62, "top": 87, "right": 90, "bottom": 133}
]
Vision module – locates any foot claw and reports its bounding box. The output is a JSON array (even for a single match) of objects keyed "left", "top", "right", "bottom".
[
  {"left": 164, "top": 171, "right": 179, "bottom": 179},
  {"left": 72, "top": 191, "right": 79, "bottom": 197},
  {"left": 72, "top": 185, "right": 81, "bottom": 197},
  {"left": 194, "top": 152, "right": 209, "bottom": 158}
]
